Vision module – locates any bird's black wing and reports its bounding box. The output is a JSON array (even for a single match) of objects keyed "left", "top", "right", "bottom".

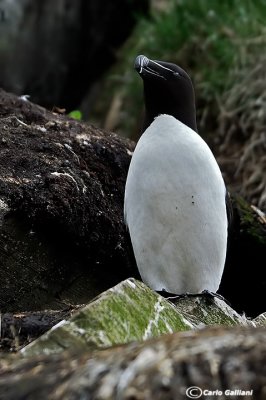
[{"left": 226, "top": 190, "right": 234, "bottom": 232}]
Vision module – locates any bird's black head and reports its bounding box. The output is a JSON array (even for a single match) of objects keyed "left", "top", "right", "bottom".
[{"left": 135, "top": 55, "right": 197, "bottom": 133}]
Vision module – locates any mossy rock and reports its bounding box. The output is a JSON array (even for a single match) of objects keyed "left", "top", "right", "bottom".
[
  {"left": 219, "top": 194, "right": 266, "bottom": 317},
  {"left": 21, "top": 278, "right": 256, "bottom": 357},
  {"left": 234, "top": 195, "right": 266, "bottom": 245}
]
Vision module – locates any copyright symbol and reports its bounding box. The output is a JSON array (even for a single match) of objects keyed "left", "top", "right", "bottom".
[{"left": 186, "top": 386, "right": 202, "bottom": 398}]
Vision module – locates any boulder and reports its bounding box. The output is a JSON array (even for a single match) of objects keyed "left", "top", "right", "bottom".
[
  {"left": 0, "top": 325, "right": 265, "bottom": 399},
  {"left": 21, "top": 278, "right": 258, "bottom": 358},
  {"left": 0, "top": 88, "right": 138, "bottom": 313}
]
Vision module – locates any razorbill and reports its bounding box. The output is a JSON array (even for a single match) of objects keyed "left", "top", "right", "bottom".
[{"left": 124, "top": 55, "right": 228, "bottom": 295}]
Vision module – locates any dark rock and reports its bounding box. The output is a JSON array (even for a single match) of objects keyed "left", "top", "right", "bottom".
[
  {"left": 0, "top": 88, "right": 138, "bottom": 312},
  {"left": 0, "top": 308, "right": 78, "bottom": 352},
  {"left": 219, "top": 195, "right": 266, "bottom": 317},
  {"left": 0, "top": 0, "right": 148, "bottom": 109}
]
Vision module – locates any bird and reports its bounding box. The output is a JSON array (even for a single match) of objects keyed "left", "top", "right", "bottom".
[{"left": 124, "top": 55, "right": 228, "bottom": 295}]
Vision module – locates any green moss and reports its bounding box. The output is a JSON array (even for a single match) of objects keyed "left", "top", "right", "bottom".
[
  {"left": 22, "top": 279, "right": 191, "bottom": 356},
  {"left": 234, "top": 195, "right": 266, "bottom": 245},
  {"left": 173, "top": 295, "right": 248, "bottom": 328},
  {"left": 74, "top": 279, "right": 191, "bottom": 345},
  {"left": 21, "top": 279, "right": 259, "bottom": 358},
  {"left": 89, "top": 0, "right": 266, "bottom": 138}
]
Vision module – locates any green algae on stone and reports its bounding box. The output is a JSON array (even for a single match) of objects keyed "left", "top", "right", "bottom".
[
  {"left": 172, "top": 295, "right": 254, "bottom": 328},
  {"left": 234, "top": 195, "right": 266, "bottom": 245},
  {"left": 21, "top": 279, "right": 261, "bottom": 358},
  {"left": 21, "top": 279, "right": 191, "bottom": 357}
]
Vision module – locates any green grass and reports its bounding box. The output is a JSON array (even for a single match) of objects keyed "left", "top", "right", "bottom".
[{"left": 89, "top": 0, "right": 266, "bottom": 138}]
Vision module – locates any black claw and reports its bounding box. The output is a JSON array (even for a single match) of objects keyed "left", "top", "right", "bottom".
[{"left": 157, "top": 289, "right": 231, "bottom": 306}]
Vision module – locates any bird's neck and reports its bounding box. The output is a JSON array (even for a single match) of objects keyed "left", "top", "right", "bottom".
[
  {"left": 142, "top": 83, "right": 198, "bottom": 133},
  {"left": 143, "top": 104, "right": 197, "bottom": 133}
]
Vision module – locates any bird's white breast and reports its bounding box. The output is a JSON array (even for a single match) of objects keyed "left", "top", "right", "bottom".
[{"left": 124, "top": 114, "right": 227, "bottom": 294}]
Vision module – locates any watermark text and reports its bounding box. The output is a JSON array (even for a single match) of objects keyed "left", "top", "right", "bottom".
[{"left": 186, "top": 386, "right": 253, "bottom": 398}]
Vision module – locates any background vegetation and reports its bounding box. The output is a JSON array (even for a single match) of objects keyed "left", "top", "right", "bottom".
[{"left": 89, "top": 0, "right": 266, "bottom": 210}]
